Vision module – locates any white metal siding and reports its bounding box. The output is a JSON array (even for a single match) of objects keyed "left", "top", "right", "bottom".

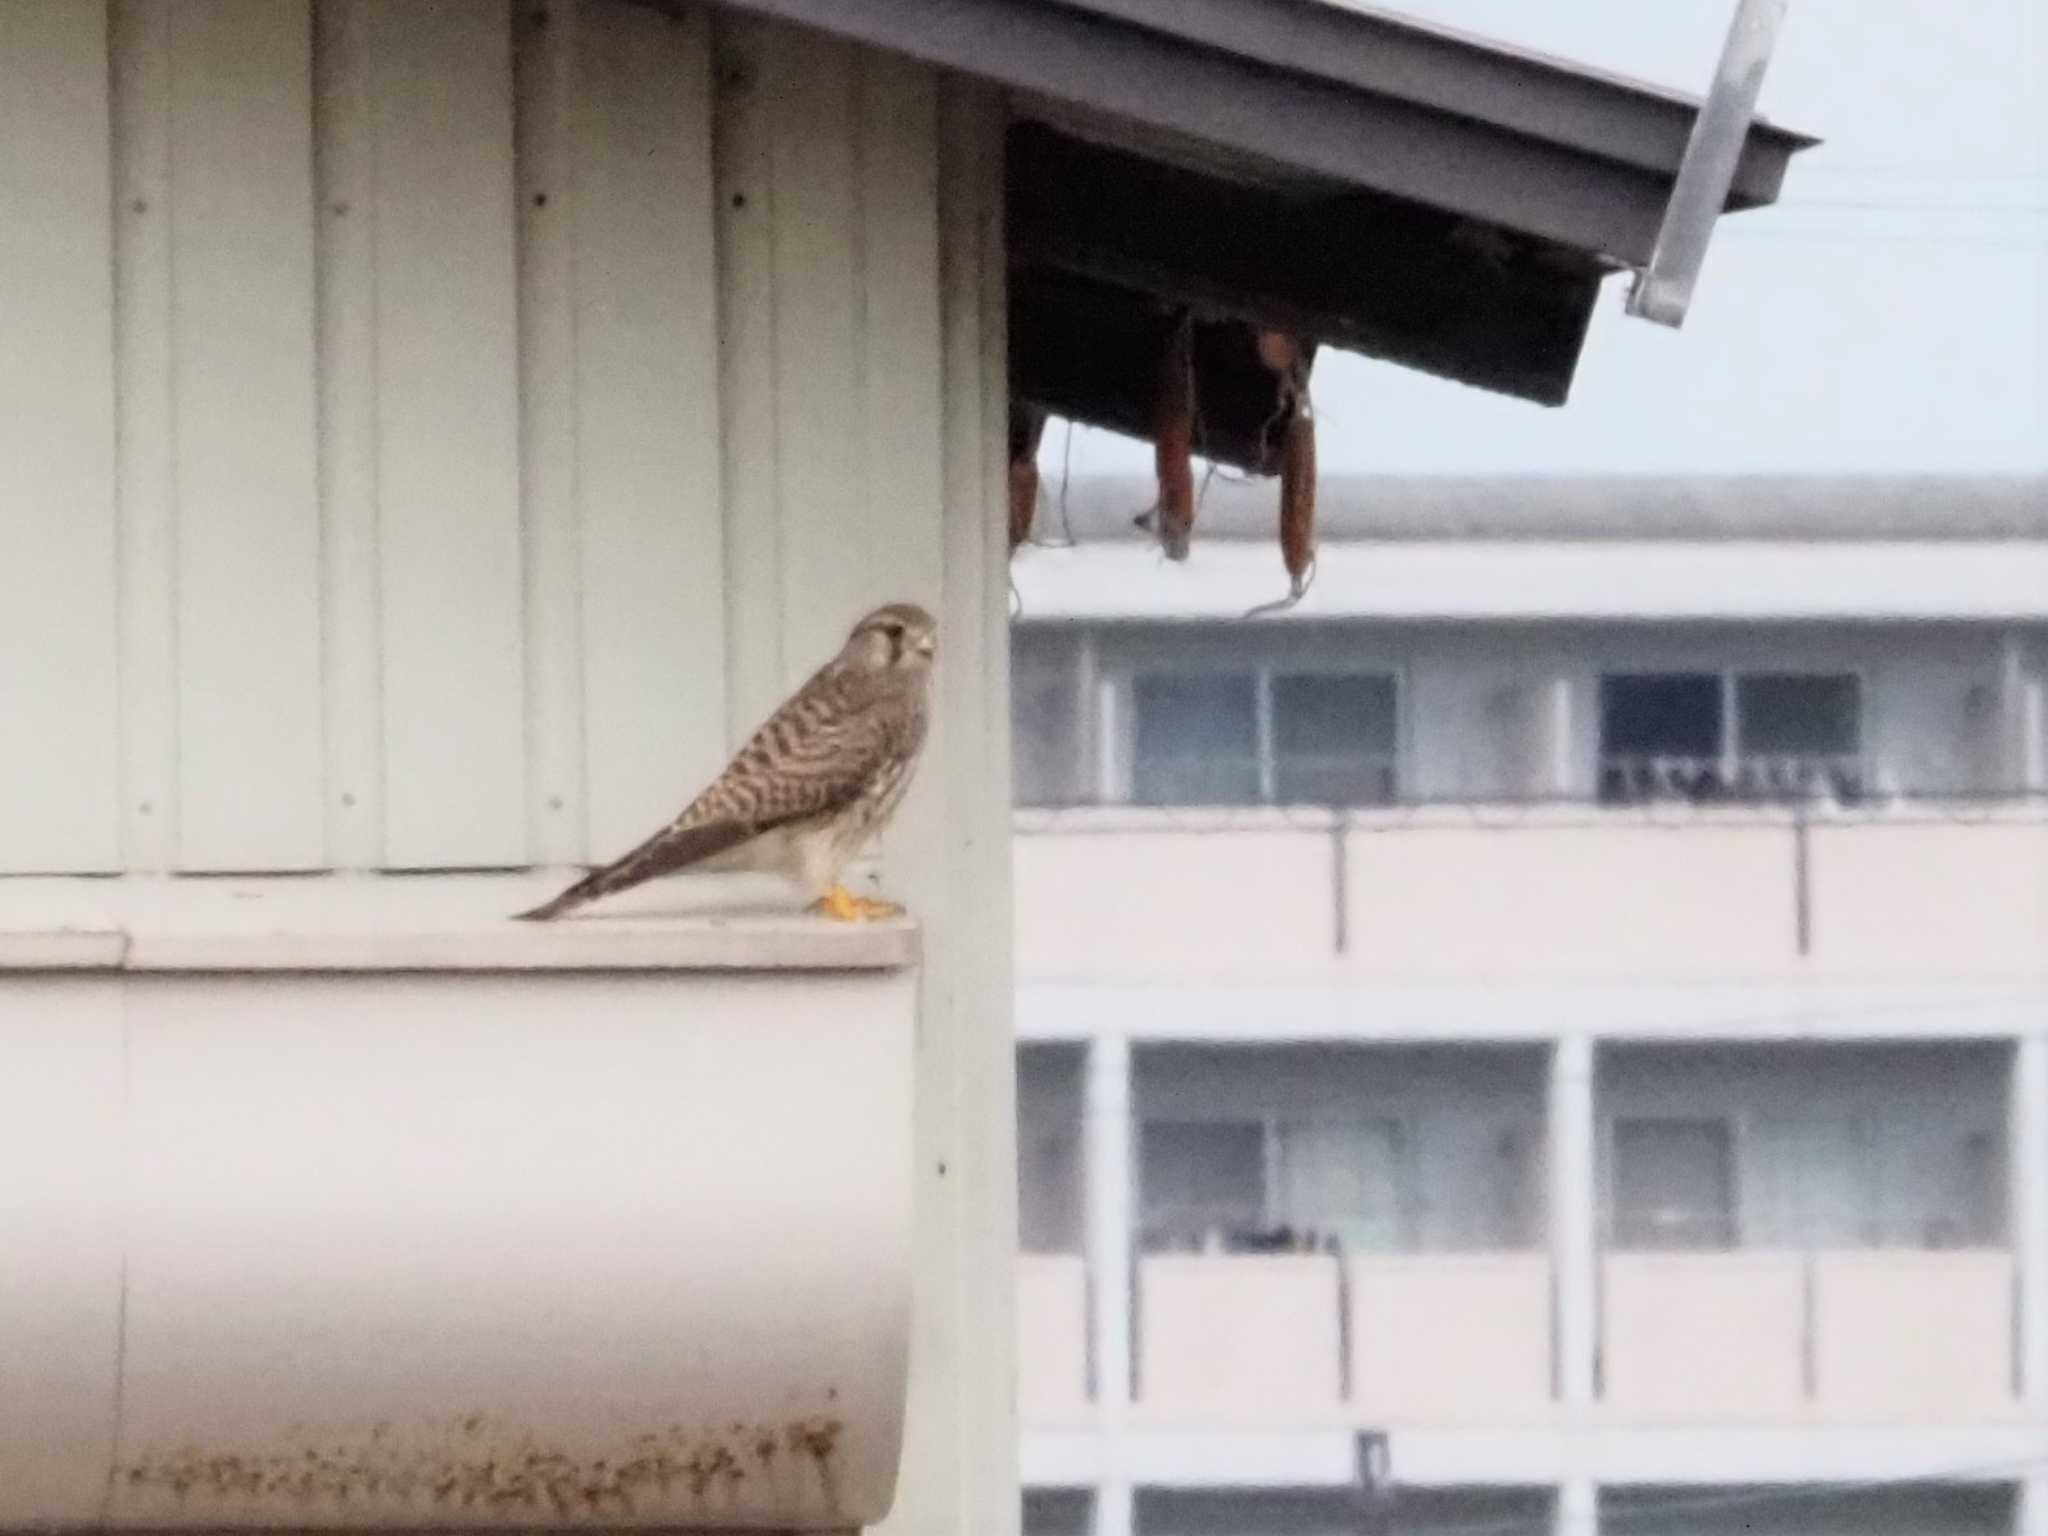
[
  {"left": 4, "top": 0, "right": 952, "bottom": 880},
  {"left": 358, "top": 0, "right": 526, "bottom": 868},
  {"left": 162, "top": 0, "right": 326, "bottom": 869},
  {"left": 5, "top": 11, "right": 1022, "bottom": 1536},
  {"left": 1, "top": 1, "right": 122, "bottom": 873},
  {"left": 561, "top": 2, "right": 728, "bottom": 858}
]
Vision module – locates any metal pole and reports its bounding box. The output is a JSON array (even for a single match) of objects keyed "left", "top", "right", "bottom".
[{"left": 1626, "top": 0, "right": 1790, "bottom": 327}]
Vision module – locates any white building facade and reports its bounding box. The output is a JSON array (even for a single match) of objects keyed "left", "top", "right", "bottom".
[
  {"left": 1008, "top": 486, "right": 2048, "bottom": 1536},
  {"left": 1012, "top": 0, "right": 2047, "bottom": 1517}
]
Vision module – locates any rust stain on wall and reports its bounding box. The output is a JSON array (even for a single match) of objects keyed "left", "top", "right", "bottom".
[{"left": 117, "top": 1412, "right": 846, "bottom": 1523}]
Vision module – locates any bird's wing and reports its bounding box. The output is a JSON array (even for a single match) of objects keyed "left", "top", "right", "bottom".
[
  {"left": 681, "top": 665, "right": 902, "bottom": 832},
  {"left": 514, "top": 668, "right": 903, "bottom": 921}
]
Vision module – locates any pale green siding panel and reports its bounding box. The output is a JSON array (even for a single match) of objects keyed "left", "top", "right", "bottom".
[
  {"left": 312, "top": 0, "right": 385, "bottom": 869},
  {"left": 111, "top": 0, "right": 177, "bottom": 872},
  {"left": 0, "top": 2, "right": 121, "bottom": 873},
  {"left": 572, "top": 0, "right": 727, "bottom": 859},
  {"left": 165, "top": 0, "right": 325, "bottom": 871},
  {"left": 762, "top": 27, "right": 869, "bottom": 680},
  {"left": 711, "top": 12, "right": 789, "bottom": 745},
  {"left": 512, "top": 0, "right": 586, "bottom": 866},
  {"left": 855, "top": 50, "right": 948, "bottom": 879},
  {"left": 364, "top": 0, "right": 527, "bottom": 868}
]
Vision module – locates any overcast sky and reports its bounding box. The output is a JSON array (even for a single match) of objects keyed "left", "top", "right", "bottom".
[{"left": 1047, "top": 0, "right": 2048, "bottom": 478}]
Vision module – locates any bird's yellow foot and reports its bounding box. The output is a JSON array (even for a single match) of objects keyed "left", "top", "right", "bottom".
[{"left": 807, "top": 885, "right": 904, "bottom": 922}]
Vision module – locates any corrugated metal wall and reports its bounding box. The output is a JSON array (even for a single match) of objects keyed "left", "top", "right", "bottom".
[
  {"left": 0, "top": 0, "right": 949, "bottom": 877},
  {"left": 2, "top": 13, "right": 1019, "bottom": 1535}
]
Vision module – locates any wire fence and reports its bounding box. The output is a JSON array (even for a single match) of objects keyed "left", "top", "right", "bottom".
[{"left": 1012, "top": 786, "right": 2048, "bottom": 835}]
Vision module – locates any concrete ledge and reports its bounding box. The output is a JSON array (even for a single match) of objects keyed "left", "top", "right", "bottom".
[{"left": 0, "top": 874, "right": 918, "bottom": 972}]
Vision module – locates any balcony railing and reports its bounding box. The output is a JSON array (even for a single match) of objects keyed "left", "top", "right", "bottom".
[
  {"left": 1016, "top": 1254, "right": 1091, "bottom": 1425},
  {"left": 1128, "top": 753, "right": 1400, "bottom": 810},
  {"left": 1140, "top": 1201, "right": 1538, "bottom": 1259},
  {"left": 1129, "top": 1248, "right": 1552, "bottom": 1427},
  {"left": 1601, "top": 1248, "right": 2017, "bottom": 1422},
  {"left": 1346, "top": 1252, "right": 1553, "bottom": 1423},
  {"left": 1014, "top": 804, "right": 2048, "bottom": 983},
  {"left": 1015, "top": 1245, "right": 2020, "bottom": 1430},
  {"left": 1137, "top": 1253, "right": 1345, "bottom": 1423}
]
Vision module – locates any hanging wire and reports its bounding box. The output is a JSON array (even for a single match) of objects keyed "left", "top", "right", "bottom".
[
  {"left": 1056, "top": 416, "right": 1078, "bottom": 545},
  {"left": 1024, "top": 416, "right": 1080, "bottom": 552},
  {"left": 1243, "top": 550, "right": 1316, "bottom": 619}
]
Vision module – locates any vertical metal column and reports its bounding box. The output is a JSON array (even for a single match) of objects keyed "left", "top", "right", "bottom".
[
  {"left": 1551, "top": 1034, "right": 1599, "bottom": 1409},
  {"left": 2014, "top": 1033, "right": 2048, "bottom": 1413},
  {"left": 1088, "top": 1033, "right": 1135, "bottom": 1422}
]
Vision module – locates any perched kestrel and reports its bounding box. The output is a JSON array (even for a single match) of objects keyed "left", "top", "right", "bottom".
[{"left": 514, "top": 602, "right": 935, "bottom": 923}]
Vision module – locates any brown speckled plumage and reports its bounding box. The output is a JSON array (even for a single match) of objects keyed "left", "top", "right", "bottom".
[{"left": 514, "top": 602, "right": 934, "bottom": 922}]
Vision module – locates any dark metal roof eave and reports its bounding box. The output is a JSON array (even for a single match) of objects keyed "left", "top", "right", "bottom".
[
  {"left": 709, "top": 0, "right": 1818, "bottom": 269},
  {"left": 1044, "top": 0, "right": 1817, "bottom": 190}
]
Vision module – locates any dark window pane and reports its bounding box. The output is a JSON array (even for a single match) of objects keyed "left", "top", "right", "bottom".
[
  {"left": 1736, "top": 673, "right": 1860, "bottom": 756},
  {"left": 1598, "top": 673, "right": 1724, "bottom": 803},
  {"left": 1732, "top": 673, "right": 1864, "bottom": 800},
  {"left": 1271, "top": 674, "right": 1398, "bottom": 805},
  {"left": 1600, "top": 674, "right": 1723, "bottom": 756},
  {"left": 1023, "top": 1489, "right": 1094, "bottom": 1536},
  {"left": 1130, "top": 673, "right": 1258, "bottom": 805}
]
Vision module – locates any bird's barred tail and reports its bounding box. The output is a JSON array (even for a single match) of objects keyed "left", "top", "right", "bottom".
[
  {"left": 511, "top": 868, "right": 615, "bottom": 922},
  {"left": 512, "top": 841, "right": 669, "bottom": 922},
  {"left": 511, "top": 819, "right": 752, "bottom": 921}
]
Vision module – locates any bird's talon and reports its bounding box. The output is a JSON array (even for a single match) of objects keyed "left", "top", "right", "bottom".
[{"left": 807, "top": 887, "right": 903, "bottom": 922}]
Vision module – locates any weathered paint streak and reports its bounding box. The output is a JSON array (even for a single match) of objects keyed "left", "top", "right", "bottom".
[{"left": 116, "top": 1412, "right": 845, "bottom": 1524}]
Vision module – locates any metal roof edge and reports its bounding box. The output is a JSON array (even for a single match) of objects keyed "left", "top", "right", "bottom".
[
  {"left": 1041, "top": 0, "right": 1818, "bottom": 181},
  {"left": 706, "top": 0, "right": 1816, "bottom": 266}
]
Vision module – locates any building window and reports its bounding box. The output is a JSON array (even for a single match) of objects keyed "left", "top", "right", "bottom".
[
  {"left": 1127, "top": 669, "right": 1398, "bottom": 807},
  {"left": 1747, "top": 1115, "right": 1878, "bottom": 1249},
  {"left": 1139, "top": 1114, "right": 1415, "bottom": 1254},
  {"left": 1273, "top": 1115, "right": 1406, "bottom": 1253},
  {"left": 1271, "top": 674, "right": 1398, "bottom": 806},
  {"left": 1598, "top": 672, "right": 1724, "bottom": 802},
  {"left": 1599, "top": 670, "right": 1862, "bottom": 804},
  {"left": 1609, "top": 1115, "right": 1736, "bottom": 1250},
  {"left": 1017, "top": 1126, "right": 1084, "bottom": 1255},
  {"left": 1734, "top": 672, "right": 1863, "bottom": 799},
  {"left": 1138, "top": 1117, "right": 1266, "bottom": 1250},
  {"left": 1012, "top": 634, "right": 1082, "bottom": 807},
  {"left": 1130, "top": 674, "right": 1260, "bottom": 805}
]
